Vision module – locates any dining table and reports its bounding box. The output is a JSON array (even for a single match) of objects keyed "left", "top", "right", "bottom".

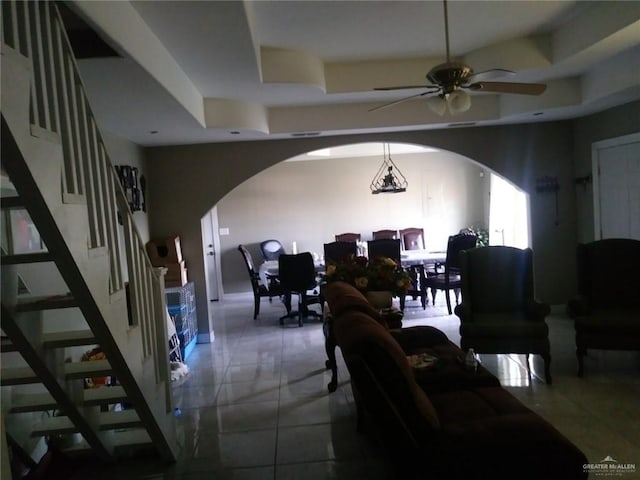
[
  {"left": 400, "top": 249, "right": 446, "bottom": 267},
  {"left": 259, "top": 250, "right": 446, "bottom": 285}
]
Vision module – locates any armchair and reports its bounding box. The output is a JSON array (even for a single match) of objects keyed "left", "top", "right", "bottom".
[
  {"left": 567, "top": 238, "right": 640, "bottom": 377},
  {"left": 456, "top": 246, "right": 552, "bottom": 384}
]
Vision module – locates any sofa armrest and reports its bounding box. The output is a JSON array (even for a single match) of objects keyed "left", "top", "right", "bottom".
[
  {"left": 566, "top": 294, "right": 590, "bottom": 317},
  {"left": 389, "top": 326, "right": 450, "bottom": 351}
]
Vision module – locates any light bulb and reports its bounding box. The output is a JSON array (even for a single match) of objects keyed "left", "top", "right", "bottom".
[
  {"left": 448, "top": 90, "right": 471, "bottom": 114},
  {"left": 426, "top": 95, "right": 447, "bottom": 116}
]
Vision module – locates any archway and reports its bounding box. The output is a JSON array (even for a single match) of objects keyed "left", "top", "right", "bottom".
[{"left": 207, "top": 141, "right": 528, "bottom": 296}]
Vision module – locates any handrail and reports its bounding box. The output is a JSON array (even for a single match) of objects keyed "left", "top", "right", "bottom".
[{"left": 1, "top": 0, "right": 173, "bottom": 436}]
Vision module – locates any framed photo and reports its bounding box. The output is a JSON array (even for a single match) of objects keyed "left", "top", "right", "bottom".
[{"left": 6, "top": 209, "right": 46, "bottom": 254}]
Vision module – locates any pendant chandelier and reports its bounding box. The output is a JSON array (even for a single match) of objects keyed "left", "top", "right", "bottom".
[{"left": 370, "top": 143, "right": 408, "bottom": 195}]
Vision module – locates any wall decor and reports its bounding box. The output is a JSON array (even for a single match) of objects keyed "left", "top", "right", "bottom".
[
  {"left": 114, "top": 165, "right": 145, "bottom": 213},
  {"left": 535, "top": 175, "right": 560, "bottom": 226}
]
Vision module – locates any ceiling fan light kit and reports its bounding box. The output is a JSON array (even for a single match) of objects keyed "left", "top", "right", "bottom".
[
  {"left": 427, "top": 90, "right": 471, "bottom": 116},
  {"left": 371, "top": 0, "right": 546, "bottom": 114}
]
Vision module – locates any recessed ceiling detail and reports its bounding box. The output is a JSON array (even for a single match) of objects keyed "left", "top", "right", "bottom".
[
  {"left": 204, "top": 98, "right": 268, "bottom": 134},
  {"left": 69, "top": 1, "right": 640, "bottom": 146},
  {"left": 260, "top": 46, "right": 326, "bottom": 91}
]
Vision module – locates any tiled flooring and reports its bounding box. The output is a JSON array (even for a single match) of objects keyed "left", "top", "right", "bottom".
[{"left": 88, "top": 293, "right": 639, "bottom": 479}]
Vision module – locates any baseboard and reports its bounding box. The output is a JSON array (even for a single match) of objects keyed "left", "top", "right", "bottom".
[{"left": 197, "top": 331, "right": 215, "bottom": 344}]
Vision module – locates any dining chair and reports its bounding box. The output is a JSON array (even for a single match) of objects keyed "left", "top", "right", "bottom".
[
  {"left": 324, "top": 241, "right": 358, "bottom": 265},
  {"left": 335, "top": 233, "right": 361, "bottom": 242},
  {"left": 402, "top": 263, "right": 428, "bottom": 311},
  {"left": 423, "top": 232, "right": 477, "bottom": 315},
  {"left": 456, "top": 246, "right": 552, "bottom": 384},
  {"left": 237, "top": 244, "right": 287, "bottom": 319},
  {"left": 372, "top": 229, "right": 398, "bottom": 240},
  {"left": 259, "top": 239, "right": 286, "bottom": 261},
  {"left": 367, "top": 238, "right": 401, "bottom": 263},
  {"left": 278, "top": 252, "right": 323, "bottom": 326},
  {"left": 399, "top": 227, "right": 425, "bottom": 250}
]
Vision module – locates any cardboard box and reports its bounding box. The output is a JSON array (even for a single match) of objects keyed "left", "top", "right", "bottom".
[
  {"left": 146, "top": 236, "right": 183, "bottom": 266},
  {"left": 165, "top": 269, "right": 187, "bottom": 287},
  {"left": 164, "top": 261, "right": 188, "bottom": 287}
]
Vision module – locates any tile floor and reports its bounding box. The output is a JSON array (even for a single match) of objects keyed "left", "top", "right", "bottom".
[{"left": 87, "top": 293, "right": 640, "bottom": 479}]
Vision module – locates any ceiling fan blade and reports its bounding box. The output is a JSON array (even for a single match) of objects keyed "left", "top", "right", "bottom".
[
  {"left": 369, "top": 90, "right": 438, "bottom": 112},
  {"left": 467, "top": 69, "right": 516, "bottom": 83},
  {"left": 374, "top": 84, "right": 438, "bottom": 91},
  {"left": 467, "top": 81, "right": 547, "bottom": 95}
]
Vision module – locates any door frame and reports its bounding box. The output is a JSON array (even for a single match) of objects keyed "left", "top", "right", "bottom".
[{"left": 592, "top": 132, "right": 640, "bottom": 239}]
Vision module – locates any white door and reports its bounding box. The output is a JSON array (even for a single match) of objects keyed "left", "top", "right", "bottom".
[
  {"left": 201, "top": 208, "right": 221, "bottom": 303},
  {"left": 593, "top": 133, "right": 640, "bottom": 240}
]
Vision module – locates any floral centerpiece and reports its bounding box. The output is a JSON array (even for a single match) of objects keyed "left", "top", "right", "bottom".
[{"left": 323, "top": 255, "right": 412, "bottom": 297}]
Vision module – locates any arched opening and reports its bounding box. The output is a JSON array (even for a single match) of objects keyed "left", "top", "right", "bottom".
[{"left": 204, "top": 141, "right": 528, "bottom": 298}]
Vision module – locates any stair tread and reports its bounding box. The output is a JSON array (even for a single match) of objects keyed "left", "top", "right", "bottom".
[
  {"left": 17, "top": 294, "right": 76, "bottom": 312},
  {"left": 1, "top": 252, "right": 53, "bottom": 265},
  {"left": 10, "top": 392, "right": 58, "bottom": 413},
  {"left": 62, "top": 439, "right": 92, "bottom": 455},
  {"left": 112, "top": 429, "right": 152, "bottom": 448},
  {"left": 0, "top": 196, "right": 24, "bottom": 208},
  {"left": 64, "top": 359, "right": 113, "bottom": 378},
  {"left": 32, "top": 416, "right": 76, "bottom": 436},
  {"left": 42, "top": 329, "right": 96, "bottom": 348},
  {"left": 83, "top": 386, "right": 128, "bottom": 405},
  {"left": 0, "top": 366, "right": 38, "bottom": 385},
  {"left": 98, "top": 409, "right": 141, "bottom": 430},
  {"left": 1, "top": 336, "right": 18, "bottom": 352}
]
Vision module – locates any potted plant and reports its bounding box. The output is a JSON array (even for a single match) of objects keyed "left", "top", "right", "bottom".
[{"left": 324, "top": 255, "right": 411, "bottom": 308}]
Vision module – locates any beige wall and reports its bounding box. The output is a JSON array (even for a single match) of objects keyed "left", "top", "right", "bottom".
[
  {"left": 144, "top": 102, "right": 638, "bottom": 339},
  {"left": 217, "top": 149, "right": 488, "bottom": 293}
]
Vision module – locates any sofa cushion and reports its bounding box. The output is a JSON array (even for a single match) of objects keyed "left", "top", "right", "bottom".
[
  {"left": 324, "top": 281, "right": 386, "bottom": 326},
  {"left": 332, "top": 309, "right": 440, "bottom": 431},
  {"left": 427, "top": 387, "right": 588, "bottom": 479},
  {"left": 409, "top": 344, "right": 501, "bottom": 394}
]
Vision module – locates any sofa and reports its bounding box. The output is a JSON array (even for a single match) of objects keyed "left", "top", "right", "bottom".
[
  {"left": 567, "top": 238, "right": 640, "bottom": 376},
  {"left": 324, "top": 281, "right": 588, "bottom": 480}
]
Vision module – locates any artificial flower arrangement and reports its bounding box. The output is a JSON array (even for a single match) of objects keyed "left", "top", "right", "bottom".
[{"left": 324, "top": 254, "right": 412, "bottom": 297}]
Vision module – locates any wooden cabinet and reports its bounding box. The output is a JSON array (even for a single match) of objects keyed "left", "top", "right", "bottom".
[{"left": 165, "top": 281, "right": 197, "bottom": 360}]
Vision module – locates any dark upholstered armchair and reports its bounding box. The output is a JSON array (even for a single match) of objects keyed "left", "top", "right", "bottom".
[
  {"left": 567, "top": 238, "right": 640, "bottom": 377},
  {"left": 456, "top": 246, "right": 552, "bottom": 384}
]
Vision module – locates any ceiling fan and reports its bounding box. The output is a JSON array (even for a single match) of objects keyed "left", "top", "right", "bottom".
[{"left": 370, "top": 0, "right": 547, "bottom": 115}]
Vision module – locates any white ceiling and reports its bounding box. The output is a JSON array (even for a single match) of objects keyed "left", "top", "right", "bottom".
[{"left": 70, "top": 1, "right": 640, "bottom": 147}]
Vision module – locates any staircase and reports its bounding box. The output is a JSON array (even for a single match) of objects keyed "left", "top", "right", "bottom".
[{"left": 1, "top": 0, "right": 177, "bottom": 471}]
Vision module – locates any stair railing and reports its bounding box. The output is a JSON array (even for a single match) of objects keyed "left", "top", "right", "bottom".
[{"left": 2, "top": 0, "right": 172, "bottom": 434}]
